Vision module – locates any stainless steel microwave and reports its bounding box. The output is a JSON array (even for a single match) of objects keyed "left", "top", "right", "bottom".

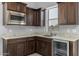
[{"left": 6, "top": 11, "right": 26, "bottom": 25}]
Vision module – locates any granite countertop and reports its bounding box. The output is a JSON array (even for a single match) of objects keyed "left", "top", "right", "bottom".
[{"left": 2, "top": 32, "right": 79, "bottom": 41}]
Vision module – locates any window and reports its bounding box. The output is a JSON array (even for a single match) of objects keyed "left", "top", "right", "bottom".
[{"left": 48, "top": 5, "right": 58, "bottom": 26}]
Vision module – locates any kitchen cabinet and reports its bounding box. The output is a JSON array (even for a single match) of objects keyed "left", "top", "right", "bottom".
[
  {"left": 33, "top": 8, "right": 41, "bottom": 26},
  {"left": 67, "top": 3, "right": 76, "bottom": 25},
  {"left": 58, "top": 2, "right": 78, "bottom": 25},
  {"left": 17, "top": 3, "right": 26, "bottom": 13},
  {"left": 7, "top": 2, "right": 17, "bottom": 11},
  {"left": 33, "top": 10, "right": 37, "bottom": 26},
  {"left": 58, "top": 3, "right": 68, "bottom": 25},
  {"left": 16, "top": 41, "right": 25, "bottom": 56},
  {"left": 6, "top": 37, "right": 35, "bottom": 56},
  {"left": 3, "top": 36, "right": 78, "bottom": 56},
  {"left": 26, "top": 7, "right": 34, "bottom": 26},
  {"left": 7, "top": 39, "right": 26, "bottom": 56},
  {"left": 26, "top": 8, "right": 41, "bottom": 26},
  {"left": 7, "top": 42, "right": 17, "bottom": 56},
  {"left": 3, "top": 36, "right": 52, "bottom": 56},
  {"left": 35, "top": 37, "right": 52, "bottom": 56},
  {"left": 7, "top": 2, "right": 26, "bottom": 13},
  {"left": 69, "top": 41, "right": 78, "bottom": 56},
  {"left": 25, "top": 37, "right": 35, "bottom": 55}
]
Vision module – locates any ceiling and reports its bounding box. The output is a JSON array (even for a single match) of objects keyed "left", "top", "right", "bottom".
[{"left": 25, "top": 2, "right": 57, "bottom": 9}]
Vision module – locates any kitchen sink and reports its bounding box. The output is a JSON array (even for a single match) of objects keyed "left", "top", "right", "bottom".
[{"left": 43, "top": 34, "right": 56, "bottom": 37}]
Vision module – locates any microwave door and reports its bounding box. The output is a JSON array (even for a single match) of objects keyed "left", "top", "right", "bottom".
[
  {"left": 10, "top": 15, "right": 22, "bottom": 24},
  {"left": 7, "top": 11, "right": 26, "bottom": 25}
]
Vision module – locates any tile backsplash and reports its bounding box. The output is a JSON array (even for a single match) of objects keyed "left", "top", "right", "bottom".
[
  {"left": 52, "top": 25, "right": 79, "bottom": 35},
  {"left": 3, "top": 25, "right": 45, "bottom": 36}
]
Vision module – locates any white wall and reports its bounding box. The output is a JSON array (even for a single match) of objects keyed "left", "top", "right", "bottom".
[{"left": 0, "top": 2, "right": 7, "bottom": 55}]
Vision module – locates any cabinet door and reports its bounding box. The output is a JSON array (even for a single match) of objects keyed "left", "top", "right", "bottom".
[
  {"left": 7, "top": 43, "right": 17, "bottom": 56},
  {"left": 27, "top": 38, "right": 35, "bottom": 55},
  {"left": 16, "top": 42, "right": 25, "bottom": 56},
  {"left": 7, "top": 2, "right": 17, "bottom": 11},
  {"left": 26, "top": 8, "right": 33, "bottom": 26},
  {"left": 20, "top": 4, "right": 26, "bottom": 13},
  {"left": 17, "top": 3, "right": 26, "bottom": 13},
  {"left": 42, "top": 41, "right": 52, "bottom": 56},
  {"left": 7, "top": 39, "right": 26, "bottom": 56},
  {"left": 36, "top": 10, "right": 41, "bottom": 26},
  {"left": 33, "top": 10, "right": 37, "bottom": 26},
  {"left": 26, "top": 8, "right": 41, "bottom": 26},
  {"left": 58, "top": 3, "right": 67, "bottom": 25},
  {"left": 67, "top": 3, "right": 76, "bottom": 25},
  {"left": 36, "top": 39, "right": 43, "bottom": 54},
  {"left": 33, "top": 9, "right": 41, "bottom": 26},
  {"left": 36, "top": 37, "right": 52, "bottom": 56},
  {"left": 28, "top": 40, "right": 35, "bottom": 54}
]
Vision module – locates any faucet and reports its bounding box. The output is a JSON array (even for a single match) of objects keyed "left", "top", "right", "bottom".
[
  {"left": 49, "top": 25, "right": 54, "bottom": 36},
  {"left": 49, "top": 25, "right": 58, "bottom": 36}
]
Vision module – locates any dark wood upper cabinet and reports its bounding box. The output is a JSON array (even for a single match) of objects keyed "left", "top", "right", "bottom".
[
  {"left": 58, "top": 2, "right": 78, "bottom": 25},
  {"left": 67, "top": 3, "right": 76, "bottom": 25},
  {"left": 33, "top": 8, "right": 41, "bottom": 26},
  {"left": 26, "top": 8, "right": 41, "bottom": 26},
  {"left": 7, "top": 2, "right": 26, "bottom": 13},
  {"left": 17, "top": 3, "right": 26, "bottom": 13},
  {"left": 36, "top": 8, "right": 41, "bottom": 26},
  {"left": 58, "top": 3, "right": 67, "bottom": 25},
  {"left": 26, "top": 7, "right": 34, "bottom": 26},
  {"left": 7, "top": 2, "right": 17, "bottom": 11}
]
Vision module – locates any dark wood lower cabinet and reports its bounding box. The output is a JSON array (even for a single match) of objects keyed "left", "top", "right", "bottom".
[
  {"left": 3, "top": 36, "right": 77, "bottom": 56},
  {"left": 5, "top": 37, "right": 52, "bottom": 56},
  {"left": 16, "top": 42, "right": 25, "bottom": 56},
  {"left": 24, "top": 38, "right": 35, "bottom": 55},
  {"left": 7, "top": 43, "right": 17, "bottom": 56},
  {"left": 35, "top": 37, "right": 52, "bottom": 56},
  {"left": 7, "top": 39, "right": 26, "bottom": 56}
]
